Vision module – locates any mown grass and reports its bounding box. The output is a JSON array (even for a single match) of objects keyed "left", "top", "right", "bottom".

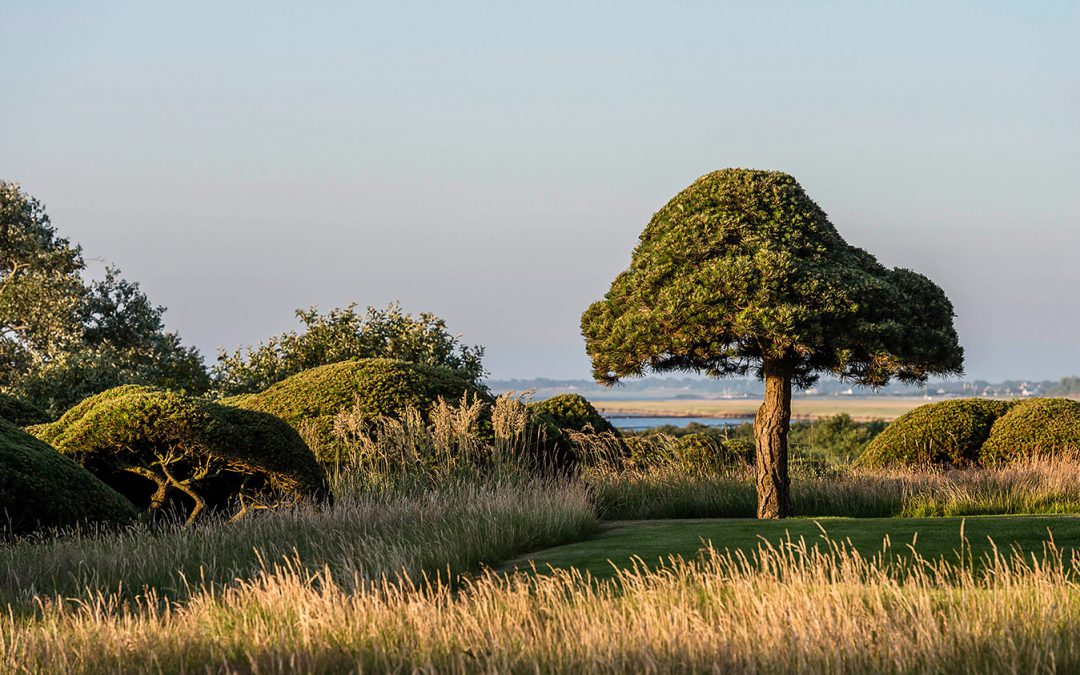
[{"left": 505, "top": 514, "right": 1080, "bottom": 579}]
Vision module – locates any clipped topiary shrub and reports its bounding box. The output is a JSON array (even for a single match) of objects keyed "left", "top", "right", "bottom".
[
  {"left": 1, "top": 418, "right": 136, "bottom": 534},
  {"left": 981, "top": 398, "right": 1080, "bottom": 464},
  {"left": 32, "top": 387, "right": 329, "bottom": 523},
  {"left": 857, "top": 398, "right": 1013, "bottom": 468},
  {"left": 530, "top": 394, "right": 618, "bottom": 435},
  {"left": 0, "top": 392, "right": 49, "bottom": 426},
  {"left": 226, "top": 358, "right": 491, "bottom": 463}
]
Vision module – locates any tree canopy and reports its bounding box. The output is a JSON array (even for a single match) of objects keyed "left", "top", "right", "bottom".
[
  {"left": 214, "top": 303, "right": 485, "bottom": 395},
  {"left": 582, "top": 169, "right": 963, "bottom": 389},
  {"left": 0, "top": 182, "right": 209, "bottom": 416}
]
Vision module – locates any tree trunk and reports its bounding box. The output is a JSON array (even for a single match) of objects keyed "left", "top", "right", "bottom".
[{"left": 754, "top": 360, "right": 792, "bottom": 518}]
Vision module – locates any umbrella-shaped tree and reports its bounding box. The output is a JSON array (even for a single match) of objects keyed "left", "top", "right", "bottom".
[{"left": 582, "top": 169, "right": 963, "bottom": 518}]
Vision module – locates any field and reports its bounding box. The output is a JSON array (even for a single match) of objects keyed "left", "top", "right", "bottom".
[
  {"left": 594, "top": 395, "right": 953, "bottom": 421},
  {"left": 9, "top": 393, "right": 1080, "bottom": 672}
]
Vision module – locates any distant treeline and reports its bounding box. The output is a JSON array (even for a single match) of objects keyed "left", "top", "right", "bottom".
[{"left": 489, "top": 376, "right": 1080, "bottom": 400}]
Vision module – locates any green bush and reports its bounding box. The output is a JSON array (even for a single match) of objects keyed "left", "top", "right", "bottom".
[
  {"left": 981, "top": 398, "right": 1080, "bottom": 464},
  {"left": 673, "top": 433, "right": 747, "bottom": 474},
  {"left": 858, "top": 398, "right": 1013, "bottom": 467},
  {"left": 0, "top": 392, "right": 49, "bottom": 426},
  {"left": 530, "top": 394, "right": 618, "bottom": 436},
  {"left": 1, "top": 418, "right": 136, "bottom": 534},
  {"left": 32, "top": 387, "right": 328, "bottom": 523},
  {"left": 225, "top": 358, "right": 491, "bottom": 463}
]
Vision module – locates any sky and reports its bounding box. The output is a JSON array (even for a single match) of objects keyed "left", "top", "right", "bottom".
[{"left": 2, "top": 1, "right": 1078, "bottom": 382}]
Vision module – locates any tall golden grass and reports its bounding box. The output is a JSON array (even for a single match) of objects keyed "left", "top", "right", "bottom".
[{"left": 5, "top": 531, "right": 1079, "bottom": 673}]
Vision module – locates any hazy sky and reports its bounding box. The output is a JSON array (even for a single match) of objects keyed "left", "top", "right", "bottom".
[{"left": 3, "top": 1, "right": 1078, "bottom": 382}]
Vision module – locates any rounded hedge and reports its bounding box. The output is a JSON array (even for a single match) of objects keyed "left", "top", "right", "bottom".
[
  {"left": 1, "top": 418, "right": 137, "bottom": 534},
  {"left": 33, "top": 387, "right": 329, "bottom": 522},
  {"left": 981, "top": 398, "right": 1080, "bottom": 464},
  {"left": 857, "top": 398, "right": 1013, "bottom": 468},
  {"left": 0, "top": 392, "right": 49, "bottom": 426},
  {"left": 530, "top": 394, "right": 618, "bottom": 436},
  {"left": 226, "top": 358, "right": 491, "bottom": 463}
]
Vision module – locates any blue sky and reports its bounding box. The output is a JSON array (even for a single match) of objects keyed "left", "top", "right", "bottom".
[{"left": 2, "top": 1, "right": 1078, "bottom": 381}]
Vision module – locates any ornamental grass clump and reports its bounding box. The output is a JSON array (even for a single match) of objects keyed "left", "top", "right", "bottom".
[
  {"left": 0, "top": 418, "right": 136, "bottom": 535},
  {"left": 857, "top": 398, "right": 1013, "bottom": 468},
  {"left": 31, "top": 386, "right": 328, "bottom": 524}
]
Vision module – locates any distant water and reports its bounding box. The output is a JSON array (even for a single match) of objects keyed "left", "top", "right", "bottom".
[{"left": 604, "top": 415, "right": 750, "bottom": 431}]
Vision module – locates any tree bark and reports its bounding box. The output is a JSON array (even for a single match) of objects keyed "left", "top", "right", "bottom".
[{"left": 755, "top": 360, "right": 792, "bottom": 518}]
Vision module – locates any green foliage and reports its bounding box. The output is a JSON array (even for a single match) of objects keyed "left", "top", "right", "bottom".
[
  {"left": 793, "top": 413, "right": 886, "bottom": 466},
  {"left": 1, "top": 184, "right": 209, "bottom": 416},
  {"left": 672, "top": 433, "right": 747, "bottom": 474},
  {"left": 0, "top": 418, "right": 136, "bottom": 534},
  {"left": 226, "top": 358, "right": 490, "bottom": 463},
  {"left": 981, "top": 398, "right": 1080, "bottom": 464},
  {"left": 214, "top": 303, "right": 485, "bottom": 395},
  {"left": 0, "top": 182, "right": 84, "bottom": 380},
  {"left": 581, "top": 169, "right": 963, "bottom": 389},
  {"left": 530, "top": 394, "right": 618, "bottom": 436},
  {"left": 0, "top": 392, "right": 48, "bottom": 426},
  {"left": 33, "top": 387, "right": 328, "bottom": 522},
  {"left": 858, "top": 399, "right": 1012, "bottom": 468}
]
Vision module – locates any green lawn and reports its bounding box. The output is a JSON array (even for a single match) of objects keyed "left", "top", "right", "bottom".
[{"left": 503, "top": 515, "right": 1080, "bottom": 579}]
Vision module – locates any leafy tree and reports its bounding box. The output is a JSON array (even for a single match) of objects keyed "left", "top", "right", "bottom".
[
  {"left": 582, "top": 169, "right": 963, "bottom": 518},
  {"left": 0, "top": 183, "right": 84, "bottom": 385},
  {"left": 1, "top": 182, "right": 209, "bottom": 416},
  {"left": 214, "top": 303, "right": 485, "bottom": 395}
]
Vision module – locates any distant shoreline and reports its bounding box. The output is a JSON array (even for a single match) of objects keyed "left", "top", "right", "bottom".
[{"left": 594, "top": 396, "right": 951, "bottom": 422}]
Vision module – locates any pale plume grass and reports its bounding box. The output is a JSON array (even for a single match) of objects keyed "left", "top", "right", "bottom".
[{"left": 5, "top": 530, "right": 1080, "bottom": 673}]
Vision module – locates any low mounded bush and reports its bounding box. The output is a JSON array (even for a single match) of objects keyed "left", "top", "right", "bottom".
[
  {"left": 226, "top": 358, "right": 491, "bottom": 463},
  {"left": 857, "top": 398, "right": 1013, "bottom": 468},
  {"left": 32, "top": 387, "right": 329, "bottom": 523},
  {"left": 530, "top": 394, "right": 618, "bottom": 436},
  {"left": 981, "top": 398, "right": 1080, "bottom": 464},
  {"left": 1, "top": 418, "right": 136, "bottom": 534},
  {"left": 0, "top": 392, "right": 49, "bottom": 426}
]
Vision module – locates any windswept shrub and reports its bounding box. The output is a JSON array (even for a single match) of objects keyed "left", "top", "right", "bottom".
[
  {"left": 0, "top": 392, "right": 48, "bottom": 426},
  {"left": 32, "top": 387, "right": 328, "bottom": 523},
  {"left": 858, "top": 398, "right": 1012, "bottom": 468},
  {"left": 1, "top": 418, "right": 136, "bottom": 534},
  {"left": 226, "top": 358, "right": 491, "bottom": 463},
  {"left": 981, "top": 398, "right": 1080, "bottom": 464}
]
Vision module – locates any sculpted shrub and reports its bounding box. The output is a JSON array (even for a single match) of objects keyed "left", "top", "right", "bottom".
[
  {"left": 582, "top": 169, "right": 963, "bottom": 517},
  {"left": 981, "top": 398, "right": 1080, "bottom": 464},
  {"left": 33, "top": 387, "right": 328, "bottom": 523},
  {"left": 1, "top": 418, "right": 136, "bottom": 534},
  {"left": 858, "top": 398, "right": 1012, "bottom": 468},
  {"left": 226, "top": 358, "right": 490, "bottom": 463}
]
